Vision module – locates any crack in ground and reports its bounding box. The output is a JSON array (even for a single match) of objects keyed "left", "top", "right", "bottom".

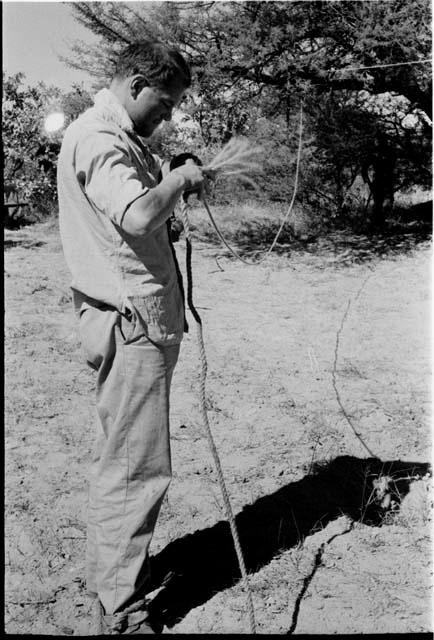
[{"left": 288, "top": 520, "right": 355, "bottom": 634}]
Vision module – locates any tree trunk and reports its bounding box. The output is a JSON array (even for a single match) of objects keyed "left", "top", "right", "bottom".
[{"left": 362, "top": 134, "right": 396, "bottom": 230}]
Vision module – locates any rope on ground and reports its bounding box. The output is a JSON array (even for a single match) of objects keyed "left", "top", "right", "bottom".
[
  {"left": 180, "top": 198, "right": 257, "bottom": 634},
  {"left": 332, "top": 273, "right": 379, "bottom": 459}
]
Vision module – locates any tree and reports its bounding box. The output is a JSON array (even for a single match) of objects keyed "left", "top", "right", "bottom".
[
  {"left": 3, "top": 75, "right": 93, "bottom": 226},
  {"left": 3, "top": 73, "right": 63, "bottom": 225},
  {"left": 61, "top": 84, "right": 93, "bottom": 121},
  {"left": 64, "top": 1, "right": 432, "bottom": 227},
  {"left": 174, "top": 0, "right": 432, "bottom": 224}
]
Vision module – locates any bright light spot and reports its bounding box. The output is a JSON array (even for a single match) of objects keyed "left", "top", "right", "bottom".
[{"left": 44, "top": 112, "right": 65, "bottom": 133}]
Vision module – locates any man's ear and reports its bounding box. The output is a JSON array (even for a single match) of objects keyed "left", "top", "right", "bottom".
[{"left": 130, "top": 74, "right": 148, "bottom": 98}]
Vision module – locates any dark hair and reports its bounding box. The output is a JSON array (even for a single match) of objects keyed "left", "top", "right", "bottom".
[{"left": 113, "top": 40, "right": 191, "bottom": 89}]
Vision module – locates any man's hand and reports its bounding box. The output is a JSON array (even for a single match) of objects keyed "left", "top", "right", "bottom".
[
  {"left": 122, "top": 153, "right": 212, "bottom": 237},
  {"left": 122, "top": 157, "right": 206, "bottom": 236},
  {"left": 172, "top": 159, "right": 205, "bottom": 194}
]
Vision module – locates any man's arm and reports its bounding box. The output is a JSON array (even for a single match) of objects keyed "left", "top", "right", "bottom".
[
  {"left": 73, "top": 130, "right": 204, "bottom": 235},
  {"left": 122, "top": 161, "right": 204, "bottom": 237}
]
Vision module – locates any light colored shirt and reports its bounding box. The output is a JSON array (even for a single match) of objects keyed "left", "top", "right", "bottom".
[{"left": 57, "top": 88, "right": 184, "bottom": 346}]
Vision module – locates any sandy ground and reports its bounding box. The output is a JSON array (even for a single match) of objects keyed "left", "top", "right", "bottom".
[{"left": 4, "top": 218, "right": 433, "bottom": 635}]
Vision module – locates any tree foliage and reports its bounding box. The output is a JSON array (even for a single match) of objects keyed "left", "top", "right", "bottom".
[
  {"left": 3, "top": 74, "right": 92, "bottom": 227},
  {"left": 63, "top": 1, "right": 432, "bottom": 229},
  {"left": 3, "top": 73, "right": 61, "bottom": 224}
]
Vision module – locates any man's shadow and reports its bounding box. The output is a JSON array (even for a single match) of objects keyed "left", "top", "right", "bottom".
[{"left": 147, "top": 455, "right": 430, "bottom": 629}]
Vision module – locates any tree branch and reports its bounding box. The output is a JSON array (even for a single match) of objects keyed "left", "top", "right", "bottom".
[{"left": 71, "top": 3, "right": 131, "bottom": 44}]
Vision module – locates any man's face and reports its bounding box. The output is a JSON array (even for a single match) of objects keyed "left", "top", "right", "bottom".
[{"left": 128, "top": 78, "right": 186, "bottom": 138}]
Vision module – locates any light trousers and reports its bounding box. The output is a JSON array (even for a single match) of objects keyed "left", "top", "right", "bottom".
[{"left": 78, "top": 304, "right": 179, "bottom": 615}]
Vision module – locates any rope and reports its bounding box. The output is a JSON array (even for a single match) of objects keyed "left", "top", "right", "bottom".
[
  {"left": 98, "top": 598, "right": 148, "bottom": 634},
  {"left": 335, "top": 58, "right": 432, "bottom": 72},
  {"left": 331, "top": 274, "right": 379, "bottom": 459},
  {"left": 201, "top": 104, "right": 304, "bottom": 266},
  {"left": 174, "top": 105, "right": 303, "bottom": 633},
  {"left": 174, "top": 112, "right": 303, "bottom": 631},
  {"left": 179, "top": 198, "right": 257, "bottom": 634}
]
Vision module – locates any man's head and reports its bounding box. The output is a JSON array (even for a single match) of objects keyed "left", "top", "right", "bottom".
[{"left": 110, "top": 40, "right": 191, "bottom": 137}]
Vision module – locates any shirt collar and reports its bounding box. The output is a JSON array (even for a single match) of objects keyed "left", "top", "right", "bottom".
[{"left": 93, "top": 88, "right": 134, "bottom": 134}]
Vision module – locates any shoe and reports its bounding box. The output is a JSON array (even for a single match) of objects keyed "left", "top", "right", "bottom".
[{"left": 97, "top": 599, "right": 157, "bottom": 635}]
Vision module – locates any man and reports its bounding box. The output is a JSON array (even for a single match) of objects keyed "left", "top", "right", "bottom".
[{"left": 57, "top": 40, "right": 205, "bottom": 634}]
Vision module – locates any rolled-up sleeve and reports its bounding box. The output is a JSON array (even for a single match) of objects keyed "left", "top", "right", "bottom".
[{"left": 74, "top": 129, "right": 151, "bottom": 226}]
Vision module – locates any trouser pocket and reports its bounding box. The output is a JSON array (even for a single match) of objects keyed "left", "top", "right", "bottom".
[{"left": 79, "top": 303, "right": 120, "bottom": 371}]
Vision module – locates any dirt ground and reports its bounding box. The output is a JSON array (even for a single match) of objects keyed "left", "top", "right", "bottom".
[{"left": 4, "top": 216, "right": 433, "bottom": 635}]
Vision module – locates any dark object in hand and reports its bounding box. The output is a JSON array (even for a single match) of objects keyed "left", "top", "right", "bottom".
[
  {"left": 167, "top": 214, "right": 184, "bottom": 243},
  {"left": 169, "top": 152, "right": 203, "bottom": 201}
]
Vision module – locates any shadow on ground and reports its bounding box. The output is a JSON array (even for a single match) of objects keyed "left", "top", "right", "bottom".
[
  {"left": 148, "top": 455, "right": 430, "bottom": 628},
  {"left": 4, "top": 229, "right": 47, "bottom": 249},
  {"left": 192, "top": 216, "right": 431, "bottom": 264}
]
